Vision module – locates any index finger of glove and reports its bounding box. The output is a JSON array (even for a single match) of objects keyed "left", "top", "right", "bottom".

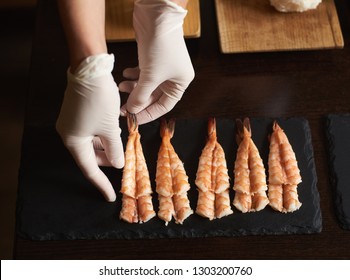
[
  {"left": 134, "top": 91, "right": 181, "bottom": 124},
  {"left": 66, "top": 138, "right": 116, "bottom": 202},
  {"left": 126, "top": 82, "right": 159, "bottom": 114}
]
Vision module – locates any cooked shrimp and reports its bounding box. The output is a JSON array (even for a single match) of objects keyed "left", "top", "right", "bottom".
[
  {"left": 120, "top": 117, "right": 137, "bottom": 198},
  {"left": 267, "top": 121, "right": 302, "bottom": 213},
  {"left": 120, "top": 195, "right": 138, "bottom": 223},
  {"left": 196, "top": 190, "right": 215, "bottom": 220},
  {"left": 196, "top": 118, "right": 232, "bottom": 219},
  {"left": 282, "top": 184, "right": 302, "bottom": 213},
  {"left": 215, "top": 190, "right": 233, "bottom": 218},
  {"left": 267, "top": 184, "right": 283, "bottom": 212},
  {"left": 157, "top": 195, "right": 174, "bottom": 225},
  {"left": 233, "top": 118, "right": 268, "bottom": 212},
  {"left": 173, "top": 192, "right": 193, "bottom": 224},
  {"left": 168, "top": 143, "right": 191, "bottom": 195},
  {"left": 195, "top": 119, "right": 216, "bottom": 192},
  {"left": 137, "top": 195, "right": 156, "bottom": 223},
  {"left": 120, "top": 113, "right": 155, "bottom": 223},
  {"left": 276, "top": 124, "right": 302, "bottom": 185},
  {"left": 214, "top": 143, "right": 230, "bottom": 194},
  {"left": 135, "top": 132, "right": 153, "bottom": 198},
  {"left": 156, "top": 119, "right": 193, "bottom": 225},
  {"left": 155, "top": 137, "right": 173, "bottom": 197},
  {"left": 232, "top": 192, "right": 251, "bottom": 213}
]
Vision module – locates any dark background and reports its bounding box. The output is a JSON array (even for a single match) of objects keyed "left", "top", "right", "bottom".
[
  {"left": 0, "top": 1, "right": 36, "bottom": 259},
  {"left": 3, "top": 0, "right": 350, "bottom": 259}
]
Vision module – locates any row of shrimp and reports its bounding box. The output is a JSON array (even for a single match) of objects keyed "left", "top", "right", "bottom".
[{"left": 119, "top": 114, "right": 302, "bottom": 225}]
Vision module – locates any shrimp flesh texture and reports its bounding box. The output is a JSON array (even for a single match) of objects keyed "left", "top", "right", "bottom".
[
  {"left": 120, "top": 113, "right": 156, "bottom": 223},
  {"left": 195, "top": 118, "right": 233, "bottom": 220},
  {"left": 156, "top": 119, "right": 193, "bottom": 225},
  {"left": 268, "top": 121, "right": 302, "bottom": 213},
  {"left": 233, "top": 118, "right": 269, "bottom": 212}
]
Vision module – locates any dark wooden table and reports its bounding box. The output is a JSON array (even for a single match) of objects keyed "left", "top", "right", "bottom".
[{"left": 14, "top": 0, "right": 350, "bottom": 259}]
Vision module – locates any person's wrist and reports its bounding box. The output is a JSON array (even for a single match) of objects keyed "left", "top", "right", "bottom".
[{"left": 69, "top": 42, "right": 108, "bottom": 74}]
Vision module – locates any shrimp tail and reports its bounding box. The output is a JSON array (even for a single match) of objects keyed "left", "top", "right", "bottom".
[
  {"left": 127, "top": 112, "right": 138, "bottom": 133},
  {"left": 236, "top": 118, "right": 251, "bottom": 145},
  {"left": 160, "top": 118, "right": 175, "bottom": 139},
  {"left": 208, "top": 117, "right": 217, "bottom": 138}
]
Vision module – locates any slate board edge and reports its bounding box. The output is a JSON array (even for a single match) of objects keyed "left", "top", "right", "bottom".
[
  {"left": 325, "top": 114, "right": 350, "bottom": 230},
  {"left": 303, "top": 118, "right": 323, "bottom": 233}
]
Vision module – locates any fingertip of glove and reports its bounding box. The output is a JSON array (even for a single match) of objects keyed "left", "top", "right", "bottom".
[
  {"left": 120, "top": 105, "right": 127, "bottom": 116},
  {"left": 111, "top": 156, "right": 125, "bottom": 169},
  {"left": 105, "top": 193, "right": 117, "bottom": 202}
]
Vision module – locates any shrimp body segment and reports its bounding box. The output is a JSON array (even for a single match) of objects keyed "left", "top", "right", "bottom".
[
  {"left": 233, "top": 118, "right": 269, "bottom": 213},
  {"left": 120, "top": 114, "right": 156, "bottom": 223},
  {"left": 195, "top": 118, "right": 233, "bottom": 220},
  {"left": 268, "top": 122, "right": 302, "bottom": 213},
  {"left": 156, "top": 119, "right": 193, "bottom": 225}
]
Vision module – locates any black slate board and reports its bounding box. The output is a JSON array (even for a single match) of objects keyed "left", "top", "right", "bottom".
[
  {"left": 326, "top": 114, "right": 350, "bottom": 230},
  {"left": 16, "top": 118, "right": 322, "bottom": 240}
]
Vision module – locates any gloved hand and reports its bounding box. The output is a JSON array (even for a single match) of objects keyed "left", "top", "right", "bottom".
[
  {"left": 56, "top": 53, "right": 124, "bottom": 202},
  {"left": 119, "top": 0, "right": 195, "bottom": 124}
]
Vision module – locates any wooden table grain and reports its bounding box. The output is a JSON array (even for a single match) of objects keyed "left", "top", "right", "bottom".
[{"left": 14, "top": 0, "right": 350, "bottom": 259}]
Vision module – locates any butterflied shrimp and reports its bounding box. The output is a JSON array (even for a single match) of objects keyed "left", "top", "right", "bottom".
[
  {"left": 214, "top": 143, "right": 230, "bottom": 194},
  {"left": 173, "top": 192, "right": 193, "bottom": 224},
  {"left": 155, "top": 120, "right": 174, "bottom": 224},
  {"left": 195, "top": 119, "right": 217, "bottom": 192},
  {"left": 276, "top": 123, "right": 302, "bottom": 185},
  {"left": 120, "top": 117, "right": 137, "bottom": 199},
  {"left": 233, "top": 118, "right": 268, "bottom": 212},
  {"left": 135, "top": 132, "right": 155, "bottom": 222},
  {"left": 267, "top": 184, "right": 283, "bottom": 212},
  {"left": 215, "top": 190, "right": 233, "bottom": 218},
  {"left": 137, "top": 195, "right": 156, "bottom": 223},
  {"left": 196, "top": 190, "right": 215, "bottom": 220},
  {"left": 120, "top": 114, "right": 138, "bottom": 223},
  {"left": 282, "top": 184, "right": 301, "bottom": 213},
  {"left": 120, "top": 195, "right": 138, "bottom": 223},
  {"left": 268, "top": 122, "right": 302, "bottom": 213},
  {"left": 168, "top": 144, "right": 190, "bottom": 195},
  {"left": 135, "top": 132, "right": 153, "bottom": 199},
  {"left": 156, "top": 137, "right": 173, "bottom": 197},
  {"left": 120, "top": 113, "right": 155, "bottom": 223},
  {"left": 232, "top": 192, "right": 251, "bottom": 213},
  {"left": 158, "top": 195, "right": 175, "bottom": 225},
  {"left": 156, "top": 119, "right": 192, "bottom": 225},
  {"left": 196, "top": 118, "right": 232, "bottom": 219}
]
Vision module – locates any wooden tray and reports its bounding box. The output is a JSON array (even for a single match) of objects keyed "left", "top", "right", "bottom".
[
  {"left": 105, "top": 0, "right": 201, "bottom": 42},
  {"left": 215, "top": 0, "right": 344, "bottom": 53}
]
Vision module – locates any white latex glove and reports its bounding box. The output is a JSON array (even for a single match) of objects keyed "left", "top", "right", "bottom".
[
  {"left": 119, "top": 0, "right": 195, "bottom": 124},
  {"left": 56, "top": 54, "right": 124, "bottom": 202}
]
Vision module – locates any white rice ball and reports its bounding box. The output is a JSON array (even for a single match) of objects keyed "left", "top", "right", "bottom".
[{"left": 270, "top": 0, "right": 322, "bottom": 12}]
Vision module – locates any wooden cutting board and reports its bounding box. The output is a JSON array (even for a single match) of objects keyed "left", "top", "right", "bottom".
[
  {"left": 105, "top": 0, "right": 201, "bottom": 42},
  {"left": 215, "top": 0, "right": 344, "bottom": 53}
]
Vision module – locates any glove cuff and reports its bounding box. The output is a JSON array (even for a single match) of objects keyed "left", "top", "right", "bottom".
[
  {"left": 162, "top": 0, "right": 187, "bottom": 12},
  {"left": 135, "top": 0, "right": 187, "bottom": 13},
  {"left": 68, "top": 53, "right": 115, "bottom": 82}
]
